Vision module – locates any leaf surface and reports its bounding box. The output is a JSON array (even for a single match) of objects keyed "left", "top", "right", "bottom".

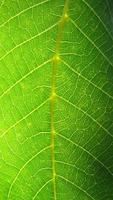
[{"left": 0, "top": 0, "right": 113, "bottom": 199}]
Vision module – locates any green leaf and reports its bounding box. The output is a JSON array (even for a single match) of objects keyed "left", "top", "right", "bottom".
[{"left": 0, "top": 0, "right": 113, "bottom": 199}]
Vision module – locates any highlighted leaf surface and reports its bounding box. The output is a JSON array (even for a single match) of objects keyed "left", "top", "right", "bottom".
[{"left": 0, "top": 0, "right": 113, "bottom": 199}]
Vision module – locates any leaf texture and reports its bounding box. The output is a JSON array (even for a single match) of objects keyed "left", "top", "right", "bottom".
[{"left": 0, "top": 0, "right": 113, "bottom": 199}]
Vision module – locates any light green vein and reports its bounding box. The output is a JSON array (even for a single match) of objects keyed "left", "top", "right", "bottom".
[
  {"left": 81, "top": 0, "right": 113, "bottom": 42},
  {"left": 0, "top": 59, "right": 51, "bottom": 100},
  {"left": 7, "top": 145, "right": 51, "bottom": 199},
  {"left": 57, "top": 94, "right": 113, "bottom": 139},
  {"left": 0, "top": 0, "right": 50, "bottom": 28},
  {"left": 0, "top": 98, "right": 49, "bottom": 138},
  {"left": 57, "top": 132, "right": 113, "bottom": 177},
  {"left": 70, "top": 18, "right": 113, "bottom": 68},
  {"left": 61, "top": 59, "right": 113, "bottom": 101},
  {"left": 57, "top": 175, "right": 95, "bottom": 200}
]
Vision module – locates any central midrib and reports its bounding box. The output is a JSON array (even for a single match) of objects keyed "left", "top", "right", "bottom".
[{"left": 50, "top": 0, "right": 69, "bottom": 199}]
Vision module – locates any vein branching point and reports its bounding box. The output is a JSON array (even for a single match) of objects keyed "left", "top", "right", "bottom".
[
  {"left": 50, "top": 0, "right": 69, "bottom": 199},
  {"left": 53, "top": 55, "right": 60, "bottom": 63},
  {"left": 64, "top": 13, "right": 69, "bottom": 20}
]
